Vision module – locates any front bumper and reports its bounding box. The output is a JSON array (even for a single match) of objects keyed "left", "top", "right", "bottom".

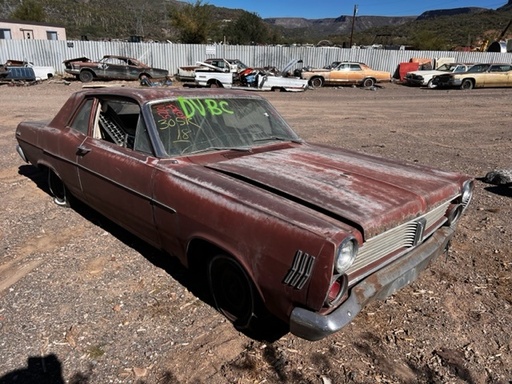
[
  {"left": 289, "top": 226, "right": 454, "bottom": 341},
  {"left": 405, "top": 78, "right": 424, "bottom": 86},
  {"left": 64, "top": 69, "right": 80, "bottom": 76}
]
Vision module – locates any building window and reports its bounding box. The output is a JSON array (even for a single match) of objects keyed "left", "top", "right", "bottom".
[
  {"left": 47, "top": 31, "right": 58, "bottom": 40},
  {"left": 0, "top": 29, "right": 12, "bottom": 39}
]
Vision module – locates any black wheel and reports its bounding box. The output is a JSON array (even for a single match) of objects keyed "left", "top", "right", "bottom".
[
  {"left": 139, "top": 74, "right": 150, "bottom": 86},
  {"left": 362, "top": 78, "right": 375, "bottom": 87},
  {"left": 209, "top": 255, "right": 255, "bottom": 329},
  {"left": 48, "top": 170, "right": 70, "bottom": 207},
  {"left": 460, "top": 79, "right": 474, "bottom": 90},
  {"left": 208, "top": 80, "right": 223, "bottom": 88},
  {"left": 79, "top": 70, "right": 94, "bottom": 83},
  {"left": 309, "top": 77, "right": 324, "bottom": 88}
]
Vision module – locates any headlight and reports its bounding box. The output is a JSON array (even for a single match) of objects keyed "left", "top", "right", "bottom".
[
  {"left": 461, "top": 180, "right": 474, "bottom": 208},
  {"left": 335, "top": 237, "right": 358, "bottom": 274}
]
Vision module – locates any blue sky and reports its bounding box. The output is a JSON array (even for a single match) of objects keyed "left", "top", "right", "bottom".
[{"left": 192, "top": 0, "right": 507, "bottom": 18}]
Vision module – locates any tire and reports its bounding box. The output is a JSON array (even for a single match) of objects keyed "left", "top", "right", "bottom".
[
  {"left": 48, "top": 170, "right": 70, "bottom": 207},
  {"left": 209, "top": 255, "right": 255, "bottom": 329},
  {"left": 79, "top": 70, "right": 94, "bottom": 83},
  {"left": 207, "top": 254, "right": 288, "bottom": 340},
  {"left": 460, "top": 79, "right": 474, "bottom": 90},
  {"left": 427, "top": 79, "right": 436, "bottom": 89},
  {"left": 362, "top": 78, "right": 375, "bottom": 87},
  {"left": 309, "top": 77, "right": 324, "bottom": 88},
  {"left": 208, "top": 80, "right": 223, "bottom": 88}
]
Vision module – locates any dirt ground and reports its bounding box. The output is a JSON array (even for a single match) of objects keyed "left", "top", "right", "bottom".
[{"left": 0, "top": 79, "right": 511, "bottom": 384}]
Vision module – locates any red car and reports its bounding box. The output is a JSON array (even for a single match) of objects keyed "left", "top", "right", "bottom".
[{"left": 15, "top": 87, "right": 473, "bottom": 341}]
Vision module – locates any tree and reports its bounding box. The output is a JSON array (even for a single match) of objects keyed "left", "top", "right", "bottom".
[
  {"left": 225, "top": 11, "right": 268, "bottom": 44},
  {"left": 10, "top": 0, "right": 46, "bottom": 22},
  {"left": 169, "top": 0, "right": 216, "bottom": 44},
  {"left": 411, "top": 29, "right": 449, "bottom": 50}
]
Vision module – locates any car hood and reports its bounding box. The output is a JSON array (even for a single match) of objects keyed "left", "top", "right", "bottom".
[
  {"left": 407, "top": 70, "right": 446, "bottom": 77},
  {"left": 63, "top": 57, "right": 91, "bottom": 65},
  {"left": 204, "top": 144, "right": 462, "bottom": 239}
]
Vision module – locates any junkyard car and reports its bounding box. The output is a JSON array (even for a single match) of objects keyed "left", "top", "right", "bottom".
[
  {"left": 0, "top": 59, "right": 55, "bottom": 82},
  {"left": 63, "top": 55, "right": 169, "bottom": 83},
  {"left": 193, "top": 59, "right": 308, "bottom": 92},
  {"left": 301, "top": 61, "right": 391, "bottom": 88},
  {"left": 15, "top": 88, "right": 473, "bottom": 341},
  {"left": 432, "top": 63, "right": 512, "bottom": 89},
  {"left": 404, "top": 63, "right": 472, "bottom": 88},
  {"left": 177, "top": 58, "right": 248, "bottom": 81}
]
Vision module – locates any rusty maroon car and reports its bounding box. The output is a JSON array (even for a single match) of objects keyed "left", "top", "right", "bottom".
[
  {"left": 63, "top": 55, "right": 169, "bottom": 83},
  {"left": 15, "top": 88, "right": 473, "bottom": 341}
]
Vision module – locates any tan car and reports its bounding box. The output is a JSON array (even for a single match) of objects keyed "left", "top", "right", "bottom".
[
  {"left": 301, "top": 61, "right": 391, "bottom": 88},
  {"left": 433, "top": 63, "right": 512, "bottom": 89}
]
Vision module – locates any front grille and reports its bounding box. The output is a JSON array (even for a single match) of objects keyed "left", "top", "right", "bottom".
[{"left": 347, "top": 201, "right": 451, "bottom": 277}]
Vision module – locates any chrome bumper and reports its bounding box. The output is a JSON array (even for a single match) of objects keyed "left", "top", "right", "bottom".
[
  {"left": 289, "top": 226, "right": 454, "bottom": 341},
  {"left": 16, "top": 144, "right": 28, "bottom": 163}
]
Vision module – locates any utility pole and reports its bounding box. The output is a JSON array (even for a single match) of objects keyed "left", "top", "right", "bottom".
[{"left": 349, "top": 4, "right": 358, "bottom": 48}]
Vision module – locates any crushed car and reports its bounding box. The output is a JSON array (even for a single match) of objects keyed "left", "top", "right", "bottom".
[
  {"left": 193, "top": 59, "right": 308, "bottom": 92},
  {"left": 15, "top": 87, "right": 473, "bottom": 341},
  {"left": 404, "top": 63, "right": 472, "bottom": 88},
  {"left": 300, "top": 61, "right": 391, "bottom": 88},
  {"left": 432, "top": 63, "right": 512, "bottom": 89},
  {"left": 63, "top": 55, "right": 169, "bottom": 83}
]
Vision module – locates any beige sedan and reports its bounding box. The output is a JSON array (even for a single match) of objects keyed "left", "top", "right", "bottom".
[
  {"left": 432, "top": 63, "right": 512, "bottom": 89},
  {"left": 301, "top": 61, "right": 391, "bottom": 88}
]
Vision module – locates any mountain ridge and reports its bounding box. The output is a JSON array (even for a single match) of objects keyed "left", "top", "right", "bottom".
[{"left": 1, "top": 0, "right": 512, "bottom": 47}]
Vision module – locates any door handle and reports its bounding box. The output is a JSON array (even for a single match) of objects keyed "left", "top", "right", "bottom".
[{"left": 77, "top": 146, "right": 91, "bottom": 156}]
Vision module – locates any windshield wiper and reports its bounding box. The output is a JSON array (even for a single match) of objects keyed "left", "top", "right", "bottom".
[
  {"left": 253, "top": 136, "right": 303, "bottom": 144},
  {"left": 187, "top": 146, "right": 252, "bottom": 155}
]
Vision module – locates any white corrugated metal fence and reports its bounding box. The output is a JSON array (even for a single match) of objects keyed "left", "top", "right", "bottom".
[{"left": 1, "top": 39, "right": 511, "bottom": 77}]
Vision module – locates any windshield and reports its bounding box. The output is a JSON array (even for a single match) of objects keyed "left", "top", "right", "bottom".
[
  {"left": 436, "top": 64, "right": 451, "bottom": 71},
  {"left": 150, "top": 96, "right": 301, "bottom": 156}
]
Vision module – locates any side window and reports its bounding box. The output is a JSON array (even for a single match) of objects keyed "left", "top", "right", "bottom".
[
  {"left": 70, "top": 99, "right": 93, "bottom": 135},
  {"left": 94, "top": 98, "right": 153, "bottom": 155}
]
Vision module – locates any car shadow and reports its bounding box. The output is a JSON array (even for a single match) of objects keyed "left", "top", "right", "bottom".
[
  {"left": 0, "top": 354, "right": 67, "bottom": 384},
  {"left": 17, "top": 165, "right": 287, "bottom": 343},
  {"left": 483, "top": 185, "right": 512, "bottom": 198},
  {"left": 475, "top": 176, "right": 512, "bottom": 198}
]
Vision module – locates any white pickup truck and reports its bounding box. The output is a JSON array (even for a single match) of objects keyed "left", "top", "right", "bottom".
[{"left": 193, "top": 59, "right": 309, "bottom": 92}]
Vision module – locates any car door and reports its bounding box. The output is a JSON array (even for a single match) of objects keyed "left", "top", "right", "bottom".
[
  {"left": 483, "top": 65, "right": 509, "bottom": 87},
  {"left": 329, "top": 63, "right": 351, "bottom": 84},
  {"left": 97, "top": 57, "right": 130, "bottom": 80},
  {"left": 346, "top": 63, "right": 365, "bottom": 84},
  {"left": 76, "top": 97, "right": 160, "bottom": 246}
]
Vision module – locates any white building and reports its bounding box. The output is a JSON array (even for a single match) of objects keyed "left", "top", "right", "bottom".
[{"left": 0, "top": 19, "right": 66, "bottom": 40}]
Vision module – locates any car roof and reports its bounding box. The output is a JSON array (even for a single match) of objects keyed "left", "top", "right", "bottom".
[{"left": 74, "top": 87, "right": 265, "bottom": 104}]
